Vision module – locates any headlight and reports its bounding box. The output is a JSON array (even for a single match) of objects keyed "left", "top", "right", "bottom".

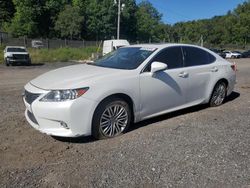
[
  {"left": 7, "top": 54, "right": 13, "bottom": 58},
  {"left": 40, "top": 87, "right": 89, "bottom": 102}
]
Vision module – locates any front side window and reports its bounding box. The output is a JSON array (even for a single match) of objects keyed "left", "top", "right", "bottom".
[
  {"left": 146, "top": 46, "right": 184, "bottom": 71},
  {"left": 183, "top": 47, "right": 215, "bottom": 67},
  {"left": 91, "top": 47, "right": 156, "bottom": 70}
]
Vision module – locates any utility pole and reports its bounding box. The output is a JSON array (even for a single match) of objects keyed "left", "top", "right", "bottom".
[
  {"left": 117, "top": 0, "right": 121, "bottom": 39},
  {"left": 200, "top": 35, "right": 204, "bottom": 47},
  {"left": 115, "top": 0, "right": 125, "bottom": 40}
]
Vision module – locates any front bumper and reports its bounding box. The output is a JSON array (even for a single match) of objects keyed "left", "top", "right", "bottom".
[
  {"left": 23, "top": 83, "right": 97, "bottom": 137},
  {"left": 7, "top": 57, "right": 30, "bottom": 63}
]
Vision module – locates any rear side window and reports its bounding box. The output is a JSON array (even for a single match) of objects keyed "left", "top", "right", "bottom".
[
  {"left": 182, "top": 46, "right": 215, "bottom": 67},
  {"left": 151, "top": 46, "right": 184, "bottom": 69}
]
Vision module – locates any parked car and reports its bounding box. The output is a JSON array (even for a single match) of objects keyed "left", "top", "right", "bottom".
[
  {"left": 210, "top": 48, "right": 226, "bottom": 58},
  {"left": 242, "top": 50, "right": 250, "bottom": 58},
  {"left": 23, "top": 44, "right": 236, "bottom": 139},
  {"left": 224, "top": 51, "right": 242, "bottom": 58},
  {"left": 102, "top": 39, "right": 129, "bottom": 56},
  {"left": 4, "top": 46, "right": 31, "bottom": 66},
  {"left": 31, "top": 40, "right": 44, "bottom": 49}
]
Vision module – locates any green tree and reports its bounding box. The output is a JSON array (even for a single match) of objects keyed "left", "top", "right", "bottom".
[
  {"left": 171, "top": 0, "right": 250, "bottom": 47},
  {"left": 72, "top": 0, "right": 88, "bottom": 14},
  {"left": 84, "top": 0, "right": 138, "bottom": 41},
  {"left": 43, "top": 0, "right": 70, "bottom": 37},
  {"left": 6, "top": 0, "right": 69, "bottom": 37},
  {"left": 120, "top": 0, "right": 137, "bottom": 41},
  {"left": 0, "top": 0, "right": 15, "bottom": 29},
  {"left": 84, "top": 0, "right": 103, "bottom": 40},
  {"left": 7, "top": 0, "right": 46, "bottom": 37},
  {"left": 233, "top": 1, "right": 250, "bottom": 46},
  {"left": 55, "top": 5, "right": 84, "bottom": 39},
  {"left": 84, "top": 0, "right": 117, "bottom": 40},
  {"left": 135, "top": 1, "right": 162, "bottom": 42}
]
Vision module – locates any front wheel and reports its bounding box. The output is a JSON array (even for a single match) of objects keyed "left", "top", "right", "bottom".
[
  {"left": 26, "top": 60, "right": 31, "bottom": 66},
  {"left": 5, "top": 59, "right": 10, "bottom": 66},
  {"left": 209, "top": 81, "right": 227, "bottom": 107},
  {"left": 92, "top": 98, "right": 131, "bottom": 139}
]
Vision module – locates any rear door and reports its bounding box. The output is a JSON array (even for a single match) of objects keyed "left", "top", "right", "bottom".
[{"left": 182, "top": 46, "right": 217, "bottom": 104}]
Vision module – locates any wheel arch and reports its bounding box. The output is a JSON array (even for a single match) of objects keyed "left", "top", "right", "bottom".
[
  {"left": 91, "top": 93, "right": 136, "bottom": 131},
  {"left": 208, "top": 78, "right": 229, "bottom": 101}
]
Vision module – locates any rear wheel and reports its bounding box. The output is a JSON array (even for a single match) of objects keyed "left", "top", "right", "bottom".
[
  {"left": 92, "top": 97, "right": 131, "bottom": 139},
  {"left": 209, "top": 81, "right": 227, "bottom": 107}
]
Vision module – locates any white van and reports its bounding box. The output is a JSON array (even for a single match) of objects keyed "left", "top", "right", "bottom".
[
  {"left": 102, "top": 39, "right": 129, "bottom": 56},
  {"left": 31, "top": 40, "right": 44, "bottom": 49}
]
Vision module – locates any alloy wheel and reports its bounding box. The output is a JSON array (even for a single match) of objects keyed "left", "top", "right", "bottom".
[
  {"left": 211, "top": 83, "right": 226, "bottom": 106},
  {"left": 99, "top": 104, "right": 128, "bottom": 137}
]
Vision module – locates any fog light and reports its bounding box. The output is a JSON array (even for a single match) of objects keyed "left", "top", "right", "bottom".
[{"left": 60, "top": 121, "right": 69, "bottom": 129}]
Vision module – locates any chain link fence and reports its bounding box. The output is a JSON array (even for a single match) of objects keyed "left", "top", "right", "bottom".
[
  {"left": 1, "top": 32, "right": 249, "bottom": 50},
  {"left": 0, "top": 32, "right": 100, "bottom": 49}
]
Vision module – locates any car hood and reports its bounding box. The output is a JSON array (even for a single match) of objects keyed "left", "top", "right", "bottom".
[{"left": 30, "top": 64, "right": 125, "bottom": 90}]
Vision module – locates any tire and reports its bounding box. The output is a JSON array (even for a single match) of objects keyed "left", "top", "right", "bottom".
[
  {"left": 26, "top": 60, "right": 31, "bottom": 66},
  {"left": 5, "top": 59, "right": 10, "bottom": 66},
  {"left": 209, "top": 81, "right": 227, "bottom": 107},
  {"left": 92, "top": 97, "right": 131, "bottom": 139}
]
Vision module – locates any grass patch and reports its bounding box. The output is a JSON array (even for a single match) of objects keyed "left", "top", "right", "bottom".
[
  {"left": 0, "top": 46, "right": 99, "bottom": 64},
  {"left": 0, "top": 45, "right": 5, "bottom": 64}
]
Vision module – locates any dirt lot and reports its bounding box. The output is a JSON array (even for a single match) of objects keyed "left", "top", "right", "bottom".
[{"left": 0, "top": 59, "right": 250, "bottom": 187}]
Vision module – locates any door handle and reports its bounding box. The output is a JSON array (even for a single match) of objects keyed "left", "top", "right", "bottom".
[
  {"left": 179, "top": 72, "right": 188, "bottom": 78},
  {"left": 210, "top": 67, "right": 218, "bottom": 72}
]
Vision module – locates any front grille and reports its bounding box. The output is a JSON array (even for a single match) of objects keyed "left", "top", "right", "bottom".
[
  {"left": 13, "top": 54, "right": 29, "bottom": 60},
  {"left": 24, "top": 90, "right": 41, "bottom": 104},
  {"left": 27, "top": 110, "right": 38, "bottom": 124}
]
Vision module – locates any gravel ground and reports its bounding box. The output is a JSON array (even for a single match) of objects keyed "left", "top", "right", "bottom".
[{"left": 0, "top": 59, "right": 250, "bottom": 188}]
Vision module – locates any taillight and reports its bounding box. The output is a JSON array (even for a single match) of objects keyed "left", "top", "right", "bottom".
[{"left": 231, "top": 63, "right": 237, "bottom": 72}]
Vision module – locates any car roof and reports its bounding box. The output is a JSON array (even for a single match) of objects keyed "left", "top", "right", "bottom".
[
  {"left": 104, "top": 39, "right": 128, "bottom": 42},
  {"left": 127, "top": 43, "right": 207, "bottom": 50}
]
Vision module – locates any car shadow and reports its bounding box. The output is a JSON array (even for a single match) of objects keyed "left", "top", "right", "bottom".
[
  {"left": 12, "top": 63, "right": 44, "bottom": 66},
  {"left": 153, "top": 72, "right": 182, "bottom": 95},
  {"left": 52, "top": 91, "right": 240, "bottom": 144},
  {"left": 52, "top": 135, "right": 96, "bottom": 144},
  {"left": 29, "top": 63, "right": 45, "bottom": 66},
  {"left": 128, "top": 91, "right": 240, "bottom": 133},
  {"left": 224, "top": 91, "right": 240, "bottom": 103}
]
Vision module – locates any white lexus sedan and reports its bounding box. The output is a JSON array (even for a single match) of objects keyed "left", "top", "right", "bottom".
[{"left": 23, "top": 44, "right": 236, "bottom": 139}]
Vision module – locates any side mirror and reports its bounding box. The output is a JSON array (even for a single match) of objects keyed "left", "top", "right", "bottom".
[{"left": 151, "top": 61, "right": 168, "bottom": 73}]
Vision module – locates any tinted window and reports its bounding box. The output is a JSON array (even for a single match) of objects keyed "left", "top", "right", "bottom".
[
  {"left": 183, "top": 46, "right": 215, "bottom": 67},
  {"left": 90, "top": 47, "right": 156, "bottom": 70},
  {"left": 150, "top": 46, "right": 184, "bottom": 70}
]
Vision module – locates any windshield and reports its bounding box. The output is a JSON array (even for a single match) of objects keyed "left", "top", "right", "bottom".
[
  {"left": 35, "top": 42, "right": 43, "bottom": 45},
  {"left": 7, "top": 48, "right": 27, "bottom": 52},
  {"left": 92, "top": 47, "right": 156, "bottom": 70}
]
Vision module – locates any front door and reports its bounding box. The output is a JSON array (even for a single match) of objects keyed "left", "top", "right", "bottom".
[{"left": 139, "top": 46, "right": 188, "bottom": 119}]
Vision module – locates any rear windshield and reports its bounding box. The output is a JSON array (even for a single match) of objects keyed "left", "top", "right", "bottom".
[
  {"left": 7, "top": 48, "right": 27, "bottom": 52},
  {"left": 90, "top": 47, "right": 156, "bottom": 70}
]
